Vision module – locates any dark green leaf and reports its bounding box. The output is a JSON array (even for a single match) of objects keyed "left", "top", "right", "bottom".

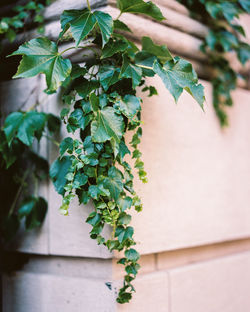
[
  {"left": 117, "top": 0, "right": 165, "bottom": 21},
  {"left": 99, "top": 66, "right": 120, "bottom": 91},
  {"left": 142, "top": 36, "right": 172, "bottom": 63},
  {"left": 115, "top": 226, "right": 134, "bottom": 243},
  {"left": 4, "top": 111, "right": 46, "bottom": 146},
  {"left": 125, "top": 248, "right": 140, "bottom": 261},
  {"left": 120, "top": 55, "right": 142, "bottom": 88},
  {"left": 50, "top": 156, "right": 72, "bottom": 195}
]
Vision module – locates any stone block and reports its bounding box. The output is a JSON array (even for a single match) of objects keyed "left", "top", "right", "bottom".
[
  {"left": 169, "top": 252, "right": 250, "bottom": 312},
  {"left": 3, "top": 271, "right": 116, "bottom": 312}
]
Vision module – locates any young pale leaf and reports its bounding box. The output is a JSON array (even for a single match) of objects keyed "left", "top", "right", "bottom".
[
  {"left": 4, "top": 111, "right": 46, "bottom": 146},
  {"left": 118, "top": 196, "right": 133, "bottom": 212},
  {"left": 91, "top": 107, "right": 124, "bottom": 143},
  {"left": 50, "top": 156, "right": 72, "bottom": 195},
  {"left": 116, "top": 95, "right": 141, "bottom": 119},
  {"left": 10, "top": 37, "right": 72, "bottom": 92},
  {"left": 116, "top": 0, "right": 165, "bottom": 21},
  {"left": 142, "top": 36, "right": 172, "bottom": 63}
]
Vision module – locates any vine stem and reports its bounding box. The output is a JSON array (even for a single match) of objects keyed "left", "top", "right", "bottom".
[
  {"left": 86, "top": 0, "right": 91, "bottom": 11},
  {"left": 8, "top": 169, "right": 29, "bottom": 217},
  {"left": 60, "top": 45, "right": 89, "bottom": 55}
]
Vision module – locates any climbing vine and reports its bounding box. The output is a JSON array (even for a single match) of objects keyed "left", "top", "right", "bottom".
[
  {"left": 179, "top": 0, "right": 250, "bottom": 126},
  {"left": 0, "top": 0, "right": 50, "bottom": 43},
  {"left": 0, "top": 0, "right": 205, "bottom": 303}
]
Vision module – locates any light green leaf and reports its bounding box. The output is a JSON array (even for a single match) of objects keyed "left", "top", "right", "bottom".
[
  {"left": 91, "top": 107, "right": 124, "bottom": 143},
  {"left": 116, "top": 95, "right": 141, "bottom": 119},
  {"left": 117, "top": 0, "right": 165, "bottom": 21},
  {"left": 11, "top": 37, "right": 72, "bottom": 92}
]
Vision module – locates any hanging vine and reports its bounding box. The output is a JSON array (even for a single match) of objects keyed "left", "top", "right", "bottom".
[
  {"left": 0, "top": 0, "right": 206, "bottom": 303},
  {"left": 178, "top": 0, "right": 250, "bottom": 126}
]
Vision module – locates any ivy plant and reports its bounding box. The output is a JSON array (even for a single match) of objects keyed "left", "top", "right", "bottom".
[
  {"left": 179, "top": 0, "right": 250, "bottom": 126},
  {"left": 0, "top": 0, "right": 50, "bottom": 43},
  {"left": 1, "top": 0, "right": 205, "bottom": 303}
]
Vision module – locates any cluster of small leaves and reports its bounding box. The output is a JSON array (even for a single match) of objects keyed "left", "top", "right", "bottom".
[
  {"left": 179, "top": 0, "right": 250, "bottom": 126},
  {"left": 0, "top": 110, "right": 60, "bottom": 242},
  {"left": 8, "top": 0, "right": 205, "bottom": 303},
  {"left": 0, "top": 0, "right": 50, "bottom": 43}
]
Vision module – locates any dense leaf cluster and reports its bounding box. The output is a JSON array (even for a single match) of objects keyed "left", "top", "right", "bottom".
[
  {"left": 179, "top": 0, "right": 250, "bottom": 126},
  {"left": 0, "top": 0, "right": 50, "bottom": 43},
  {"left": 0, "top": 111, "right": 60, "bottom": 241},
  {"left": 1, "top": 0, "right": 205, "bottom": 303}
]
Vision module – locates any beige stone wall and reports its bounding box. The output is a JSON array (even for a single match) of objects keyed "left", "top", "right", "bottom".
[{"left": 1, "top": 0, "right": 250, "bottom": 311}]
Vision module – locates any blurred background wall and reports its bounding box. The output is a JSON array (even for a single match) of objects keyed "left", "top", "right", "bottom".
[{"left": 1, "top": 0, "right": 250, "bottom": 311}]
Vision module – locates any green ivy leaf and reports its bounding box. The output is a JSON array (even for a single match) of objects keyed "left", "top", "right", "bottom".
[
  {"left": 116, "top": 95, "right": 141, "bottom": 119},
  {"left": 4, "top": 111, "right": 46, "bottom": 146},
  {"left": 113, "top": 20, "right": 132, "bottom": 33},
  {"left": 50, "top": 156, "right": 72, "bottom": 195},
  {"left": 153, "top": 57, "right": 205, "bottom": 108},
  {"left": 125, "top": 248, "right": 140, "bottom": 261},
  {"left": 120, "top": 55, "right": 142, "bottom": 89},
  {"left": 99, "top": 66, "right": 120, "bottom": 91},
  {"left": 10, "top": 37, "right": 72, "bottom": 92},
  {"left": 61, "top": 9, "right": 113, "bottom": 47},
  {"left": 118, "top": 196, "right": 133, "bottom": 212},
  {"left": 116, "top": 0, "right": 165, "bottom": 21},
  {"left": 103, "top": 166, "right": 124, "bottom": 201},
  {"left": 18, "top": 196, "right": 47, "bottom": 230},
  {"left": 92, "top": 11, "right": 113, "bottom": 47},
  {"left": 115, "top": 226, "right": 134, "bottom": 243},
  {"left": 91, "top": 107, "right": 124, "bottom": 143},
  {"left": 59, "top": 137, "right": 74, "bottom": 157},
  {"left": 102, "top": 38, "right": 129, "bottom": 59},
  {"left": 237, "top": 42, "right": 250, "bottom": 65},
  {"left": 142, "top": 36, "right": 173, "bottom": 63},
  {"left": 239, "top": 0, "right": 250, "bottom": 12},
  {"left": 86, "top": 211, "right": 101, "bottom": 226}
]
